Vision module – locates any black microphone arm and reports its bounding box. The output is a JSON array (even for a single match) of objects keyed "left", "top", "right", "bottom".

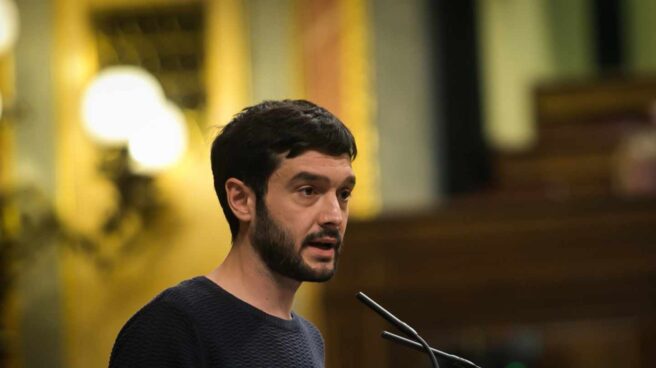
[
  {"left": 356, "top": 292, "right": 440, "bottom": 368},
  {"left": 381, "top": 331, "right": 482, "bottom": 368}
]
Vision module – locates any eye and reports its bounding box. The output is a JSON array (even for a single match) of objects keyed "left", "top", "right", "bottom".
[
  {"left": 339, "top": 188, "right": 352, "bottom": 202},
  {"left": 298, "top": 186, "right": 317, "bottom": 196}
]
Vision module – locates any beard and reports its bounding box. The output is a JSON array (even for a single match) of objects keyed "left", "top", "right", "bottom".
[{"left": 249, "top": 200, "right": 342, "bottom": 282}]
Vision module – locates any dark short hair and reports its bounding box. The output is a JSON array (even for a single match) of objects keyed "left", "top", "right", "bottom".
[{"left": 211, "top": 99, "right": 357, "bottom": 239}]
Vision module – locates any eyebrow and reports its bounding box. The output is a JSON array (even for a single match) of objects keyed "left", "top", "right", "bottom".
[{"left": 290, "top": 171, "right": 356, "bottom": 187}]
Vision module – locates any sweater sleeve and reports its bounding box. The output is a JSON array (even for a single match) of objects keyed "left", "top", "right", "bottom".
[{"left": 109, "top": 298, "right": 204, "bottom": 368}]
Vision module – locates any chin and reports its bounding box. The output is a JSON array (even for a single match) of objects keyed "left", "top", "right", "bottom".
[
  {"left": 304, "top": 265, "right": 336, "bottom": 282},
  {"left": 304, "top": 272, "right": 335, "bottom": 283}
]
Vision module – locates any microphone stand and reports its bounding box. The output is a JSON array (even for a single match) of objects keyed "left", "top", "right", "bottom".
[
  {"left": 356, "top": 292, "right": 482, "bottom": 368},
  {"left": 357, "top": 292, "right": 440, "bottom": 368},
  {"left": 381, "top": 331, "right": 481, "bottom": 368}
]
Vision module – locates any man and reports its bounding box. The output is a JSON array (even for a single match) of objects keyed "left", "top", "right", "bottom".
[{"left": 109, "top": 100, "right": 357, "bottom": 367}]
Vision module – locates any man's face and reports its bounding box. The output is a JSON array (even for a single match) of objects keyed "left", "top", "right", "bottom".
[{"left": 249, "top": 150, "right": 355, "bottom": 282}]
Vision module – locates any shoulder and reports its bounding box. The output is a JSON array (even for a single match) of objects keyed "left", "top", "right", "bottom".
[
  {"left": 157, "top": 277, "right": 214, "bottom": 310},
  {"left": 115, "top": 277, "right": 216, "bottom": 335},
  {"left": 294, "top": 313, "right": 325, "bottom": 347},
  {"left": 109, "top": 278, "right": 211, "bottom": 367}
]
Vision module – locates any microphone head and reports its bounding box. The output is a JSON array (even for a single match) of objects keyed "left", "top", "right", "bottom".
[{"left": 356, "top": 291, "right": 417, "bottom": 336}]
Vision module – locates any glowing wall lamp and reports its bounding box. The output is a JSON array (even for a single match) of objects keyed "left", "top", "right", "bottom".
[
  {"left": 79, "top": 66, "right": 188, "bottom": 266},
  {"left": 128, "top": 101, "right": 188, "bottom": 173},
  {"left": 81, "top": 66, "right": 165, "bottom": 145},
  {"left": 0, "top": 0, "right": 19, "bottom": 56},
  {"left": 81, "top": 65, "right": 188, "bottom": 172},
  {"left": 0, "top": 0, "right": 19, "bottom": 122}
]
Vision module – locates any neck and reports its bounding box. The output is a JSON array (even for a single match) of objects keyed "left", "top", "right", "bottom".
[{"left": 206, "top": 234, "right": 300, "bottom": 320}]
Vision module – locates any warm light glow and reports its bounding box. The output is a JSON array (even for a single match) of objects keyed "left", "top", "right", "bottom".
[
  {"left": 128, "top": 102, "right": 188, "bottom": 173},
  {"left": 0, "top": 0, "right": 19, "bottom": 55},
  {"left": 81, "top": 66, "right": 165, "bottom": 145},
  {"left": 0, "top": 91, "right": 3, "bottom": 120}
]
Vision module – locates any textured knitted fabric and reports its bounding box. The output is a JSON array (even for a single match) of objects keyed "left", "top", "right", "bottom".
[{"left": 109, "top": 276, "right": 325, "bottom": 367}]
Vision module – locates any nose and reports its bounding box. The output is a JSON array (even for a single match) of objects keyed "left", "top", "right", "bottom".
[{"left": 318, "top": 194, "right": 344, "bottom": 228}]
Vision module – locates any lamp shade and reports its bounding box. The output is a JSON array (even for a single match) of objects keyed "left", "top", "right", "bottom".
[
  {"left": 0, "top": 0, "right": 19, "bottom": 56},
  {"left": 81, "top": 66, "right": 165, "bottom": 145},
  {"left": 128, "top": 101, "right": 188, "bottom": 173}
]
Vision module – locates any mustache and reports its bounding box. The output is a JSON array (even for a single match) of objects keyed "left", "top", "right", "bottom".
[{"left": 302, "top": 228, "right": 342, "bottom": 248}]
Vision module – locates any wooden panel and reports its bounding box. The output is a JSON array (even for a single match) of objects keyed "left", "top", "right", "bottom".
[
  {"left": 535, "top": 77, "right": 656, "bottom": 125},
  {"left": 324, "top": 199, "right": 656, "bottom": 367},
  {"left": 493, "top": 78, "right": 656, "bottom": 201}
]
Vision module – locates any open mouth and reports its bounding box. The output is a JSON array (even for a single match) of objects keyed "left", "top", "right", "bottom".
[{"left": 306, "top": 239, "right": 338, "bottom": 250}]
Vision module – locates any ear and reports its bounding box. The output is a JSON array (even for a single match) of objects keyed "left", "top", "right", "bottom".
[{"left": 225, "top": 178, "right": 256, "bottom": 222}]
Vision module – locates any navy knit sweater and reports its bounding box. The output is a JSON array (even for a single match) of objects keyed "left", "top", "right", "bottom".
[{"left": 109, "top": 276, "right": 325, "bottom": 367}]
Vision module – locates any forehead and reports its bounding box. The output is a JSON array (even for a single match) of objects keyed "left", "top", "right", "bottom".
[{"left": 271, "top": 151, "right": 354, "bottom": 182}]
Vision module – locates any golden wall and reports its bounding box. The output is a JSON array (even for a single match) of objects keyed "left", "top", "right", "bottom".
[{"left": 51, "top": 0, "right": 378, "bottom": 366}]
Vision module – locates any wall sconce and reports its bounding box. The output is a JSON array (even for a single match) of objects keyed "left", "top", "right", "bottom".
[
  {"left": 0, "top": 0, "right": 19, "bottom": 122},
  {"left": 82, "top": 65, "right": 188, "bottom": 170},
  {"left": 0, "top": 0, "right": 19, "bottom": 56},
  {"left": 79, "top": 65, "right": 188, "bottom": 267}
]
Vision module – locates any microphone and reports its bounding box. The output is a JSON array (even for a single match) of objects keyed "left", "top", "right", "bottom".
[
  {"left": 381, "top": 331, "right": 481, "bottom": 368},
  {"left": 355, "top": 292, "right": 418, "bottom": 336},
  {"left": 356, "top": 292, "right": 440, "bottom": 368}
]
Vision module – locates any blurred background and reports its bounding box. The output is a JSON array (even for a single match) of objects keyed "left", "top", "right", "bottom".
[{"left": 1, "top": 0, "right": 656, "bottom": 367}]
